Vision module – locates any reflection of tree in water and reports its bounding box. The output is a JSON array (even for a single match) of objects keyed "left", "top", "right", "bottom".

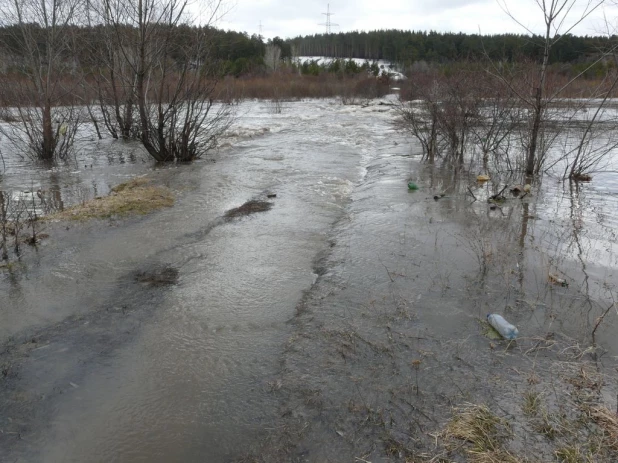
[
  {"left": 567, "top": 181, "right": 592, "bottom": 302},
  {"left": 38, "top": 173, "right": 65, "bottom": 214},
  {"left": 424, "top": 162, "right": 618, "bottom": 348},
  {"left": 37, "top": 173, "right": 105, "bottom": 215},
  {"left": 566, "top": 181, "right": 618, "bottom": 345}
]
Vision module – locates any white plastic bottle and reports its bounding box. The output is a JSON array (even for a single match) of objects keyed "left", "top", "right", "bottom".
[{"left": 487, "top": 314, "right": 519, "bottom": 340}]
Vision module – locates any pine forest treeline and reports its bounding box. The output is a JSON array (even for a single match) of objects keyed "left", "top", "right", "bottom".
[
  {"left": 0, "top": 26, "right": 615, "bottom": 80},
  {"left": 289, "top": 30, "right": 612, "bottom": 66}
]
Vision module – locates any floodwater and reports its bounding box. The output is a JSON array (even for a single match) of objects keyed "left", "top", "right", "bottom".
[{"left": 1, "top": 98, "right": 618, "bottom": 462}]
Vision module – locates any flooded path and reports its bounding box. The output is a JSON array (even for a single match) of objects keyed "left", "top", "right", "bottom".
[
  {"left": 0, "top": 100, "right": 398, "bottom": 462},
  {"left": 1, "top": 99, "right": 618, "bottom": 462}
]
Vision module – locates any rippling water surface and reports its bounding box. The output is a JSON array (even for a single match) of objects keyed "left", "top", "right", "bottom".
[{"left": 1, "top": 98, "right": 618, "bottom": 462}]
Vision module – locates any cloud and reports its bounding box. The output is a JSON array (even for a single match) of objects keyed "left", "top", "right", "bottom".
[{"left": 214, "top": 0, "right": 618, "bottom": 39}]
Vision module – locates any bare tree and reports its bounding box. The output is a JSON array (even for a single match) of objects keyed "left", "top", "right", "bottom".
[
  {"left": 397, "top": 70, "right": 484, "bottom": 166},
  {"left": 98, "top": 0, "right": 232, "bottom": 161},
  {"left": 559, "top": 13, "right": 618, "bottom": 180},
  {"left": 492, "top": 0, "right": 605, "bottom": 176},
  {"left": 396, "top": 73, "right": 442, "bottom": 163},
  {"left": 561, "top": 78, "right": 618, "bottom": 180},
  {"left": 0, "top": 191, "right": 9, "bottom": 260},
  {"left": 83, "top": 5, "right": 140, "bottom": 140},
  {"left": 469, "top": 76, "right": 521, "bottom": 171},
  {"left": 436, "top": 73, "right": 480, "bottom": 165},
  {"left": 264, "top": 44, "right": 281, "bottom": 73},
  {"left": 0, "top": 0, "right": 84, "bottom": 160}
]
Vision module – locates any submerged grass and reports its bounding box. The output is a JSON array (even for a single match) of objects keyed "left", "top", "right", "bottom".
[
  {"left": 555, "top": 445, "right": 591, "bottom": 463},
  {"left": 522, "top": 390, "right": 541, "bottom": 417},
  {"left": 44, "top": 178, "right": 174, "bottom": 220},
  {"left": 443, "top": 403, "right": 520, "bottom": 463},
  {"left": 586, "top": 405, "right": 618, "bottom": 451},
  {"left": 478, "top": 318, "right": 502, "bottom": 340}
]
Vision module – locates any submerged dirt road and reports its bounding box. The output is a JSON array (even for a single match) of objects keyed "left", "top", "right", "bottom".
[{"left": 2, "top": 99, "right": 618, "bottom": 462}]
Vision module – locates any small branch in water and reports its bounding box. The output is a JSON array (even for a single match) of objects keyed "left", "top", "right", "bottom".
[
  {"left": 592, "top": 301, "right": 616, "bottom": 346},
  {"left": 467, "top": 187, "right": 477, "bottom": 202},
  {"left": 490, "top": 185, "right": 509, "bottom": 201},
  {"left": 382, "top": 263, "right": 395, "bottom": 282},
  {"left": 379, "top": 256, "right": 395, "bottom": 282}
]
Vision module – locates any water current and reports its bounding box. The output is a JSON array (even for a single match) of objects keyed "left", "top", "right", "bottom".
[{"left": 1, "top": 98, "right": 617, "bottom": 462}]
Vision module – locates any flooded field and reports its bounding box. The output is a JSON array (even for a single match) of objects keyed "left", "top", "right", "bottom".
[{"left": 1, "top": 98, "right": 618, "bottom": 462}]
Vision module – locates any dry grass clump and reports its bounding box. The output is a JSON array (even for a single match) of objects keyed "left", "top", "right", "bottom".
[
  {"left": 443, "top": 403, "right": 521, "bottom": 463},
  {"left": 586, "top": 406, "right": 618, "bottom": 450},
  {"left": 45, "top": 177, "right": 174, "bottom": 220},
  {"left": 554, "top": 445, "right": 590, "bottom": 463},
  {"left": 522, "top": 390, "right": 541, "bottom": 417}
]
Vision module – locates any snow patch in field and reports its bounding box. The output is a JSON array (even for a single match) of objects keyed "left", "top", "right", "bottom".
[{"left": 295, "top": 56, "right": 406, "bottom": 80}]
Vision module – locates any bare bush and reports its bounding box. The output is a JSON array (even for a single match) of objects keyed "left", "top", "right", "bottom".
[
  {"left": 96, "top": 0, "right": 232, "bottom": 162},
  {"left": 491, "top": 0, "right": 606, "bottom": 176},
  {"left": 0, "top": 191, "right": 8, "bottom": 260},
  {"left": 395, "top": 72, "right": 442, "bottom": 162},
  {"left": 0, "top": 0, "right": 84, "bottom": 161}
]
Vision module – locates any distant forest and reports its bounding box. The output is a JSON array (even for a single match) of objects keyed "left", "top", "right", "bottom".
[
  {"left": 0, "top": 25, "right": 267, "bottom": 77},
  {"left": 0, "top": 25, "right": 614, "bottom": 78},
  {"left": 287, "top": 30, "right": 613, "bottom": 65}
]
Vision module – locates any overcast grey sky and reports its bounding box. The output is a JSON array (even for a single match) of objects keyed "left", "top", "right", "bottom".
[{"left": 214, "top": 0, "right": 617, "bottom": 40}]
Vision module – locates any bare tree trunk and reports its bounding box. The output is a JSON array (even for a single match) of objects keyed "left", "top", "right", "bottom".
[
  {"left": 42, "top": 102, "right": 55, "bottom": 161},
  {"left": 122, "top": 100, "right": 134, "bottom": 139},
  {"left": 0, "top": 0, "right": 82, "bottom": 161},
  {"left": 428, "top": 110, "right": 437, "bottom": 163},
  {"left": 527, "top": 88, "right": 543, "bottom": 176},
  {"left": 493, "top": 0, "right": 604, "bottom": 176},
  {"left": 526, "top": 11, "right": 551, "bottom": 176},
  {"left": 0, "top": 191, "right": 8, "bottom": 261}
]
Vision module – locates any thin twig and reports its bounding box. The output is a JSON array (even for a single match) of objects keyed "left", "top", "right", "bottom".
[
  {"left": 378, "top": 258, "right": 395, "bottom": 283},
  {"left": 491, "top": 184, "right": 509, "bottom": 200},
  {"left": 592, "top": 301, "right": 616, "bottom": 345}
]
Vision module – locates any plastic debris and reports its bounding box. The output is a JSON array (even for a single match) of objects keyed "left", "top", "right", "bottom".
[
  {"left": 549, "top": 273, "right": 568, "bottom": 287},
  {"left": 476, "top": 174, "right": 490, "bottom": 182},
  {"left": 487, "top": 314, "right": 519, "bottom": 340},
  {"left": 408, "top": 182, "right": 418, "bottom": 191}
]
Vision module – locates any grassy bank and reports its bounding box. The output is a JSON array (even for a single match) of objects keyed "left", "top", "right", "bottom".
[{"left": 44, "top": 178, "right": 174, "bottom": 221}]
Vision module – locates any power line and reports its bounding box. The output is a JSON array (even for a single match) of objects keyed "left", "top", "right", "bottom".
[{"left": 318, "top": 4, "right": 339, "bottom": 34}]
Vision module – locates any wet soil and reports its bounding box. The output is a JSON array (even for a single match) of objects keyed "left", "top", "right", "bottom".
[
  {"left": 224, "top": 199, "right": 274, "bottom": 219},
  {"left": 233, "top": 152, "right": 618, "bottom": 462}
]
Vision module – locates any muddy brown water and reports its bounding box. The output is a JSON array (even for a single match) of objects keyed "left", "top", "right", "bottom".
[{"left": 1, "top": 99, "right": 618, "bottom": 462}]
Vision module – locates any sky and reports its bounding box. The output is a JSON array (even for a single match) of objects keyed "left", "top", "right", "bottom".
[{"left": 213, "top": 0, "right": 618, "bottom": 40}]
